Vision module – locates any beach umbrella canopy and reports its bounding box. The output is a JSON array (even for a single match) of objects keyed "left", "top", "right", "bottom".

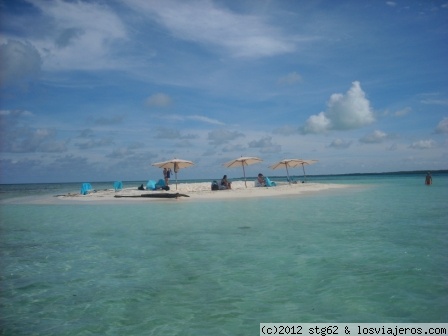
[
  {"left": 223, "top": 156, "right": 263, "bottom": 187},
  {"left": 269, "top": 159, "right": 303, "bottom": 184},
  {"left": 290, "top": 159, "right": 317, "bottom": 180},
  {"left": 151, "top": 158, "right": 194, "bottom": 190},
  {"left": 270, "top": 159, "right": 317, "bottom": 183}
]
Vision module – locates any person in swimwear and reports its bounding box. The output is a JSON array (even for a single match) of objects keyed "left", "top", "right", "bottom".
[
  {"left": 425, "top": 172, "right": 432, "bottom": 185},
  {"left": 163, "top": 168, "right": 171, "bottom": 186}
]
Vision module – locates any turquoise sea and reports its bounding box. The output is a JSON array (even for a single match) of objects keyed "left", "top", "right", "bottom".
[{"left": 1, "top": 173, "right": 447, "bottom": 335}]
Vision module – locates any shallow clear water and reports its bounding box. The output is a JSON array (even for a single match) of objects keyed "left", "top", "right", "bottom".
[{"left": 1, "top": 174, "right": 447, "bottom": 335}]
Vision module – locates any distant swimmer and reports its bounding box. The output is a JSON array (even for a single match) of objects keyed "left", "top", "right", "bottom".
[{"left": 425, "top": 172, "right": 432, "bottom": 185}]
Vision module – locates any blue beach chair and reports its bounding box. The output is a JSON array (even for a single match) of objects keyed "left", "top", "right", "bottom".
[
  {"left": 80, "top": 183, "right": 93, "bottom": 195},
  {"left": 155, "top": 179, "right": 166, "bottom": 189},
  {"left": 146, "top": 180, "right": 157, "bottom": 191},
  {"left": 113, "top": 181, "right": 123, "bottom": 191},
  {"left": 265, "top": 177, "right": 277, "bottom": 187}
]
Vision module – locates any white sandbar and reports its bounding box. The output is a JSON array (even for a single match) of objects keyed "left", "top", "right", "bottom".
[{"left": 53, "top": 180, "right": 350, "bottom": 203}]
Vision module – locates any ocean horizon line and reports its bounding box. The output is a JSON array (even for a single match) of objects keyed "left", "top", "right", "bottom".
[{"left": 1, "top": 169, "right": 447, "bottom": 186}]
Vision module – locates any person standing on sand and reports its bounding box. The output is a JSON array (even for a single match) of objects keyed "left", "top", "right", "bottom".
[
  {"left": 425, "top": 172, "right": 432, "bottom": 185},
  {"left": 164, "top": 168, "right": 171, "bottom": 186}
]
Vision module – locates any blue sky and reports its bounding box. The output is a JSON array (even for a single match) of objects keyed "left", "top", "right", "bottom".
[{"left": 1, "top": 0, "right": 447, "bottom": 183}]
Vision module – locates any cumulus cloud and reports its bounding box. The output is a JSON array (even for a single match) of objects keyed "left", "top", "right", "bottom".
[
  {"left": 0, "top": 109, "right": 66, "bottom": 153},
  {"left": 301, "top": 81, "right": 374, "bottom": 134},
  {"left": 359, "top": 130, "right": 388, "bottom": 144},
  {"left": 0, "top": 40, "right": 42, "bottom": 86},
  {"left": 1, "top": 127, "right": 67, "bottom": 153},
  {"left": 146, "top": 93, "right": 172, "bottom": 107},
  {"left": 328, "top": 138, "right": 352, "bottom": 149},
  {"left": 302, "top": 112, "right": 331, "bottom": 134},
  {"left": 125, "top": 0, "right": 298, "bottom": 58},
  {"left": 248, "top": 136, "right": 281, "bottom": 153},
  {"left": 435, "top": 117, "right": 448, "bottom": 134},
  {"left": 25, "top": 0, "right": 128, "bottom": 71},
  {"left": 409, "top": 140, "right": 436, "bottom": 149},
  {"left": 207, "top": 129, "right": 244, "bottom": 146}
]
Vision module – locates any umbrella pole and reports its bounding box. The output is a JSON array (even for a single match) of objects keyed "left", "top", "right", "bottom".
[
  {"left": 286, "top": 164, "right": 291, "bottom": 185},
  {"left": 175, "top": 172, "right": 178, "bottom": 190},
  {"left": 302, "top": 164, "right": 307, "bottom": 182},
  {"left": 243, "top": 164, "right": 247, "bottom": 188}
]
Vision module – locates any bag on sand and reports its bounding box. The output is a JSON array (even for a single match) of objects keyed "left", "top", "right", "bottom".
[{"left": 211, "top": 180, "right": 219, "bottom": 191}]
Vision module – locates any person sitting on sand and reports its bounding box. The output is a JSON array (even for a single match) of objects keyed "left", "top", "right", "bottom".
[
  {"left": 221, "top": 175, "right": 232, "bottom": 189},
  {"left": 255, "top": 173, "right": 266, "bottom": 187}
]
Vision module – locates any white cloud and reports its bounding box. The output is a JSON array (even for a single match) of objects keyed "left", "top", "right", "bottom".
[
  {"left": 248, "top": 136, "right": 281, "bottom": 153},
  {"left": 27, "top": 0, "right": 128, "bottom": 71},
  {"left": 409, "top": 140, "right": 436, "bottom": 149},
  {"left": 186, "top": 115, "right": 225, "bottom": 126},
  {"left": 0, "top": 40, "right": 42, "bottom": 86},
  {"left": 328, "top": 138, "right": 352, "bottom": 149},
  {"left": 207, "top": 129, "right": 244, "bottom": 146},
  {"left": 393, "top": 107, "right": 411, "bottom": 117},
  {"left": 153, "top": 127, "right": 198, "bottom": 140},
  {"left": 0, "top": 109, "right": 67, "bottom": 153},
  {"left": 435, "top": 117, "right": 448, "bottom": 134},
  {"left": 124, "top": 0, "right": 298, "bottom": 58},
  {"left": 326, "top": 81, "right": 374, "bottom": 130},
  {"left": 153, "top": 112, "right": 224, "bottom": 125},
  {"left": 421, "top": 99, "right": 448, "bottom": 106},
  {"left": 146, "top": 93, "right": 172, "bottom": 107},
  {"left": 0, "top": 109, "right": 33, "bottom": 121},
  {"left": 359, "top": 130, "right": 388, "bottom": 144},
  {"left": 278, "top": 72, "right": 302, "bottom": 85},
  {"left": 302, "top": 112, "right": 331, "bottom": 134},
  {"left": 302, "top": 81, "right": 374, "bottom": 134},
  {"left": 1, "top": 126, "right": 67, "bottom": 153}
]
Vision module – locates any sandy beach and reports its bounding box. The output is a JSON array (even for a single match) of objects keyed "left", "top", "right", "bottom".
[{"left": 55, "top": 180, "right": 350, "bottom": 202}]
